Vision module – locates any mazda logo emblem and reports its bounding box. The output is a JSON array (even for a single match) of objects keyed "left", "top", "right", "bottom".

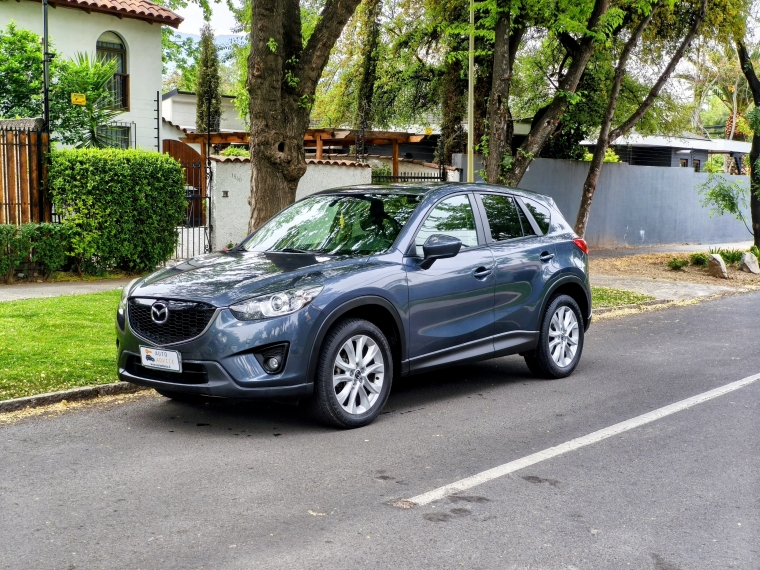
[{"left": 151, "top": 302, "right": 169, "bottom": 325}]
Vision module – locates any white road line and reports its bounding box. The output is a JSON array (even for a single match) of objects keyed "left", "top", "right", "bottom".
[{"left": 405, "top": 372, "right": 760, "bottom": 507}]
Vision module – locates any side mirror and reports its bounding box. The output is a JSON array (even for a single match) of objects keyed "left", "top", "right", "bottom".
[{"left": 420, "top": 234, "right": 462, "bottom": 269}]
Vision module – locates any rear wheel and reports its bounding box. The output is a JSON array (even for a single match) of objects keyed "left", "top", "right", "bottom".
[
  {"left": 524, "top": 294, "right": 584, "bottom": 379},
  {"left": 308, "top": 318, "right": 393, "bottom": 428}
]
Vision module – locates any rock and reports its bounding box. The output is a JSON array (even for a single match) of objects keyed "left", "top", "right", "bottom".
[
  {"left": 15, "top": 273, "right": 27, "bottom": 279},
  {"left": 740, "top": 252, "right": 760, "bottom": 274},
  {"left": 707, "top": 253, "right": 728, "bottom": 279}
]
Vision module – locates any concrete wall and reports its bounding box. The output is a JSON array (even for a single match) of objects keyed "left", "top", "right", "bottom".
[
  {"left": 210, "top": 159, "right": 372, "bottom": 251},
  {"left": 2, "top": 1, "right": 163, "bottom": 150},
  {"left": 518, "top": 158, "right": 751, "bottom": 248}
]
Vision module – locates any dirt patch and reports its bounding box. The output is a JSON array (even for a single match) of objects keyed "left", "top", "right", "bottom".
[{"left": 591, "top": 253, "right": 760, "bottom": 289}]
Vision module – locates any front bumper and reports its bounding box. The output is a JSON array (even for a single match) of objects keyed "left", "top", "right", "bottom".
[{"left": 116, "top": 304, "right": 322, "bottom": 400}]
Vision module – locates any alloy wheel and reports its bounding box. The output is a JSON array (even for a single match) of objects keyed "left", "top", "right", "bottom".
[
  {"left": 332, "top": 334, "right": 385, "bottom": 415},
  {"left": 548, "top": 305, "right": 579, "bottom": 368}
]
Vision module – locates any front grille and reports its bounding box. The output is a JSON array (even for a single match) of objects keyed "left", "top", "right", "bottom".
[
  {"left": 128, "top": 298, "right": 216, "bottom": 345},
  {"left": 126, "top": 355, "right": 208, "bottom": 384}
]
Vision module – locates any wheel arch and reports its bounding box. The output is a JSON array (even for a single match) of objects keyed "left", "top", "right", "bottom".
[
  {"left": 538, "top": 275, "right": 591, "bottom": 331},
  {"left": 307, "top": 296, "right": 406, "bottom": 384}
]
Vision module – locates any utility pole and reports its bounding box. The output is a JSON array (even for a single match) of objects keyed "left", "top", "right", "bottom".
[
  {"left": 466, "top": 0, "right": 474, "bottom": 183},
  {"left": 42, "top": 0, "right": 51, "bottom": 131}
]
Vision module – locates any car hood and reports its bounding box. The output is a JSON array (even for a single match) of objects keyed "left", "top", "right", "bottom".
[{"left": 130, "top": 250, "right": 366, "bottom": 307}]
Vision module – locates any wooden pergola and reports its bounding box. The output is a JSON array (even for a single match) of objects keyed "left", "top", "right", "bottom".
[{"left": 180, "top": 128, "right": 427, "bottom": 177}]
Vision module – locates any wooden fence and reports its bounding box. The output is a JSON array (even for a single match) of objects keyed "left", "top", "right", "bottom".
[{"left": 0, "top": 128, "right": 51, "bottom": 224}]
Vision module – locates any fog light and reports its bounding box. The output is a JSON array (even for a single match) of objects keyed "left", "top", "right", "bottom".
[
  {"left": 252, "top": 342, "right": 289, "bottom": 374},
  {"left": 266, "top": 357, "right": 280, "bottom": 370}
]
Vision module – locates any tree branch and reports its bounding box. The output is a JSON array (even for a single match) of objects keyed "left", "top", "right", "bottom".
[{"left": 609, "top": 0, "right": 708, "bottom": 141}]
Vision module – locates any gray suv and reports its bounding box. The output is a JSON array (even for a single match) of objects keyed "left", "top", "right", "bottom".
[{"left": 116, "top": 183, "right": 591, "bottom": 428}]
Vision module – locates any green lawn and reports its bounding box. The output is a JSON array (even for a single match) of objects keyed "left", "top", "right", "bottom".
[
  {"left": 591, "top": 286, "right": 654, "bottom": 308},
  {"left": 0, "top": 286, "right": 655, "bottom": 402},
  {"left": 0, "top": 290, "right": 120, "bottom": 401}
]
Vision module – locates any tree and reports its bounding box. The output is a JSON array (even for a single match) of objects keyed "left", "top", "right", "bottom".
[
  {"left": 196, "top": 23, "right": 223, "bottom": 133},
  {"left": 50, "top": 53, "right": 123, "bottom": 148},
  {"left": 246, "top": 0, "right": 364, "bottom": 231},
  {"left": 737, "top": 41, "right": 760, "bottom": 248},
  {"left": 0, "top": 22, "right": 49, "bottom": 119}
]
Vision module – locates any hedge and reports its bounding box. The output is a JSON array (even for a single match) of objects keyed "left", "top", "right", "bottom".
[
  {"left": 48, "top": 148, "right": 186, "bottom": 273},
  {"left": 0, "top": 223, "right": 72, "bottom": 283}
]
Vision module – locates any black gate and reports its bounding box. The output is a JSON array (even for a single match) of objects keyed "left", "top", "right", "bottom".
[{"left": 163, "top": 140, "right": 211, "bottom": 260}]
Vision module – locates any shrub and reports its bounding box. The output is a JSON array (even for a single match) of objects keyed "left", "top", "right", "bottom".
[
  {"left": 710, "top": 247, "right": 743, "bottom": 265},
  {"left": 667, "top": 257, "right": 689, "bottom": 271},
  {"left": 751, "top": 245, "right": 760, "bottom": 262},
  {"left": 48, "top": 148, "right": 186, "bottom": 273},
  {"left": 30, "top": 223, "right": 73, "bottom": 277},
  {"left": 219, "top": 145, "right": 249, "bottom": 157},
  {"left": 0, "top": 224, "right": 34, "bottom": 283},
  {"left": 689, "top": 252, "right": 709, "bottom": 267}
]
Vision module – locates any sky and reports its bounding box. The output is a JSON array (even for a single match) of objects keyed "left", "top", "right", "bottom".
[{"left": 175, "top": 3, "right": 241, "bottom": 36}]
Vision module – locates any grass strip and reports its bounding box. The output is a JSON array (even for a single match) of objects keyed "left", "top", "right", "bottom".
[
  {"left": 0, "top": 290, "right": 120, "bottom": 401},
  {"left": 592, "top": 286, "right": 654, "bottom": 308}
]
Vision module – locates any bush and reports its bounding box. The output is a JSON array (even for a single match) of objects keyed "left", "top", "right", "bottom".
[
  {"left": 30, "top": 223, "right": 73, "bottom": 277},
  {"left": 689, "top": 252, "right": 709, "bottom": 267},
  {"left": 709, "top": 247, "right": 743, "bottom": 265},
  {"left": 48, "top": 148, "right": 186, "bottom": 273},
  {"left": 219, "top": 145, "right": 249, "bottom": 157},
  {"left": 751, "top": 245, "right": 760, "bottom": 262},
  {"left": 0, "top": 224, "right": 35, "bottom": 283},
  {"left": 667, "top": 257, "right": 689, "bottom": 271}
]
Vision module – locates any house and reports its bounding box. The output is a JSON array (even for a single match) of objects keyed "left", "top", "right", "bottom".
[
  {"left": 580, "top": 133, "right": 751, "bottom": 172},
  {"left": 161, "top": 89, "right": 246, "bottom": 137},
  {"left": 0, "top": 0, "right": 182, "bottom": 149}
]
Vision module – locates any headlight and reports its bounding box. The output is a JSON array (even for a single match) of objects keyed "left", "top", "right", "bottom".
[
  {"left": 229, "top": 286, "right": 323, "bottom": 321},
  {"left": 118, "top": 278, "right": 140, "bottom": 328}
]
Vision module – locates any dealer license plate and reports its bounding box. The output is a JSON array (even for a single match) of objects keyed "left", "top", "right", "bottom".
[{"left": 140, "top": 346, "right": 182, "bottom": 372}]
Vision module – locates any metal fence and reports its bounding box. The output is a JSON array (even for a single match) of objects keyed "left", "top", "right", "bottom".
[{"left": 372, "top": 172, "right": 446, "bottom": 184}]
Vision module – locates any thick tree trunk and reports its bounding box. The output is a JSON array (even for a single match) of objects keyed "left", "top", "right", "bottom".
[
  {"left": 248, "top": 0, "right": 362, "bottom": 232},
  {"left": 737, "top": 41, "right": 760, "bottom": 248},
  {"left": 441, "top": 54, "right": 466, "bottom": 165},
  {"left": 484, "top": 11, "right": 524, "bottom": 184},
  {"left": 501, "top": 0, "right": 610, "bottom": 187},
  {"left": 574, "top": 0, "right": 706, "bottom": 238}
]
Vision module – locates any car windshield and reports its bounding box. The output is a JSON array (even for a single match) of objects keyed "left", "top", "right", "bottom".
[{"left": 241, "top": 193, "right": 423, "bottom": 256}]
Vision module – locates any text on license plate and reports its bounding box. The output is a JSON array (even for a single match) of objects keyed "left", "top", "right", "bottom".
[{"left": 140, "top": 346, "right": 182, "bottom": 372}]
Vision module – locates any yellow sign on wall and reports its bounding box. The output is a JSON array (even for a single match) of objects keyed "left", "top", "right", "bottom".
[{"left": 71, "top": 93, "right": 86, "bottom": 106}]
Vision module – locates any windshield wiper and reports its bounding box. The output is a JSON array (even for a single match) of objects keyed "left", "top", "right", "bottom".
[{"left": 269, "top": 247, "right": 316, "bottom": 254}]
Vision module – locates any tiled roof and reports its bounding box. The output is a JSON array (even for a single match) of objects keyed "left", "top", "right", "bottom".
[
  {"left": 47, "top": 0, "right": 183, "bottom": 28},
  {"left": 210, "top": 155, "right": 372, "bottom": 168}
]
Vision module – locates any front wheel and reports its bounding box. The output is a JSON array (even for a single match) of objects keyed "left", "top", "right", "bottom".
[
  {"left": 524, "top": 294, "right": 584, "bottom": 379},
  {"left": 308, "top": 318, "right": 393, "bottom": 428}
]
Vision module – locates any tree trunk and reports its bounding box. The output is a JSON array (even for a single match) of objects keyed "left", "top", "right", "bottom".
[
  {"left": 501, "top": 0, "right": 610, "bottom": 187},
  {"left": 248, "top": 0, "right": 362, "bottom": 232},
  {"left": 484, "top": 10, "right": 524, "bottom": 183},
  {"left": 354, "top": 0, "right": 382, "bottom": 129},
  {"left": 574, "top": 0, "right": 706, "bottom": 238},
  {"left": 737, "top": 41, "right": 760, "bottom": 247}
]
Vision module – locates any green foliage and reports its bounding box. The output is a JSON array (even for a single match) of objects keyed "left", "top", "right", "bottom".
[
  {"left": 161, "top": 28, "right": 201, "bottom": 92},
  {"left": 709, "top": 247, "right": 743, "bottom": 265},
  {"left": 371, "top": 162, "right": 393, "bottom": 184},
  {"left": 219, "top": 145, "right": 250, "bottom": 157},
  {"left": 50, "top": 53, "right": 122, "bottom": 147},
  {"left": 582, "top": 148, "right": 621, "bottom": 162},
  {"left": 689, "top": 252, "right": 709, "bottom": 267},
  {"left": 750, "top": 245, "right": 760, "bottom": 262},
  {"left": 48, "top": 148, "right": 187, "bottom": 273},
  {"left": 0, "top": 224, "right": 33, "bottom": 283},
  {"left": 667, "top": 257, "right": 689, "bottom": 270},
  {"left": 696, "top": 174, "right": 753, "bottom": 236},
  {"left": 30, "top": 223, "right": 73, "bottom": 277},
  {"left": 267, "top": 38, "right": 278, "bottom": 53},
  {"left": 747, "top": 106, "right": 760, "bottom": 135},
  {"left": 196, "top": 24, "right": 222, "bottom": 133},
  {"left": 703, "top": 154, "right": 725, "bottom": 173},
  {"left": 0, "top": 22, "right": 54, "bottom": 119}
]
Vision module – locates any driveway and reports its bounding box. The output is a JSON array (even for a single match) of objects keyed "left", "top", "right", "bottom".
[{"left": 1, "top": 292, "right": 758, "bottom": 569}]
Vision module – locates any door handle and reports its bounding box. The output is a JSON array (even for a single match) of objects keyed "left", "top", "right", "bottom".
[
  {"left": 539, "top": 251, "right": 555, "bottom": 262},
  {"left": 473, "top": 266, "right": 493, "bottom": 279}
]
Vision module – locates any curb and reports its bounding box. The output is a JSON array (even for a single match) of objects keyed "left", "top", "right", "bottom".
[
  {"left": 594, "top": 298, "right": 672, "bottom": 315},
  {"left": 0, "top": 382, "right": 148, "bottom": 414}
]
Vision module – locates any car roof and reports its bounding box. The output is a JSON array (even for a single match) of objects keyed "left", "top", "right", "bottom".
[{"left": 312, "top": 183, "right": 552, "bottom": 203}]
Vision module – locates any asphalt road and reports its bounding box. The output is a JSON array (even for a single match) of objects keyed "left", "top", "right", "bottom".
[{"left": 1, "top": 293, "right": 759, "bottom": 570}]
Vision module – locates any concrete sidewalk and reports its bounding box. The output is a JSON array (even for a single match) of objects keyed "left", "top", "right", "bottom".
[
  {"left": 591, "top": 274, "right": 736, "bottom": 301},
  {"left": 0, "top": 279, "right": 132, "bottom": 302}
]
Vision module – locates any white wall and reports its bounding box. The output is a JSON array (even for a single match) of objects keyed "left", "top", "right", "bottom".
[
  {"left": 2, "top": 1, "right": 163, "bottom": 150},
  {"left": 162, "top": 92, "right": 245, "bottom": 132},
  {"left": 210, "top": 159, "right": 372, "bottom": 251}
]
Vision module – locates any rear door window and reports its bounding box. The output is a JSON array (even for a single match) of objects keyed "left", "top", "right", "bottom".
[
  {"left": 522, "top": 198, "right": 552, "bottom": 235},
  {"left": 479, "top": 194, "right": 523, "bottom": 242}
]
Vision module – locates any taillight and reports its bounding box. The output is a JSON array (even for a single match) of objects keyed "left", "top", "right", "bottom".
[{"left": 573, "top": 238, "right": 588, "bottom": 255}]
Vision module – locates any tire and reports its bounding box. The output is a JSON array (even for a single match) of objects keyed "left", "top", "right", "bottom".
[
  {"left": 524, "top": 294, "right": 584, "bottom": 379},
  {"left": 308, "top": 318, "right": 393, "bottom": 428},
  {"left": 155, "top": 389, "right": 208, "bottom": 403}
]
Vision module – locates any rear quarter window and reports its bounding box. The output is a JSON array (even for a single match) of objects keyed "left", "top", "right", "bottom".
[{"left": 523, "top": 198, "right": 552, "bottom": 235}]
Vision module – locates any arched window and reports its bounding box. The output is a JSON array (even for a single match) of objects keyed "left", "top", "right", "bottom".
[{"left": 96, "top": 32, "right": 128, "bottom": 110}]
